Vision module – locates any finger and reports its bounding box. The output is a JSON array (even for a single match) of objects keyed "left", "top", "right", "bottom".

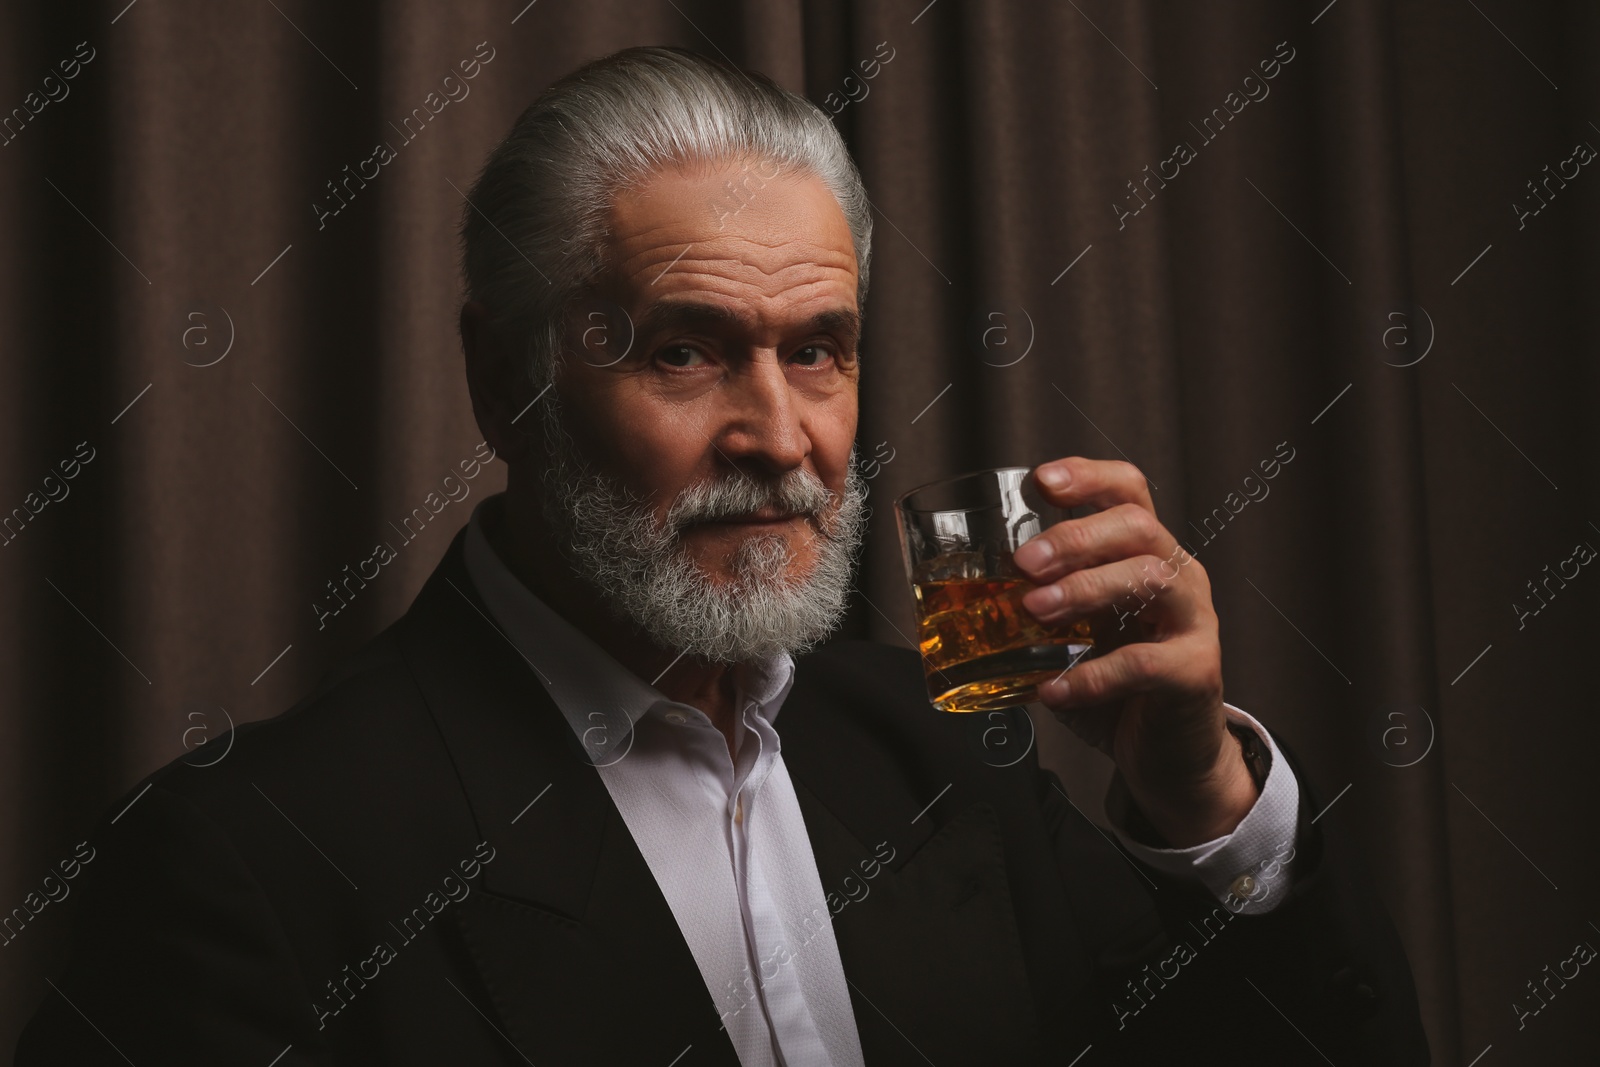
[
  {"left": 1034, "top": 636, "right": 1207, "bottom": 709},
  {"left": 1020, "top": 552, "right": 1204, "bottom": 630},
  {"left": 1012, "top": 501, "right": 1182, "bottom": 583},
  {"left": 1032, "top": 457, "right": 1156, "bottom": 517}
]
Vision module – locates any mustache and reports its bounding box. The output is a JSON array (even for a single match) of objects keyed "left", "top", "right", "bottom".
[{"left": 665, "top": 468, "right": 837, "bottom": 530}]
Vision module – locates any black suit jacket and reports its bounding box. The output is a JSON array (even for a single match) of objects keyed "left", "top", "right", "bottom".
[{"left": 17, "top": 529, "right": 1429, "bottom": 1065}]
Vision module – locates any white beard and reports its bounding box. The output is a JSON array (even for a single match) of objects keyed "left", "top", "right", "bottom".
[{"left": 534, "top": 384, "right": 869, "bottom": 665}]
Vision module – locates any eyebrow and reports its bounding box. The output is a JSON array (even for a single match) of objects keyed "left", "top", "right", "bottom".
[{"left": 632, "top": 300, "right": 861, "bottom": 352}]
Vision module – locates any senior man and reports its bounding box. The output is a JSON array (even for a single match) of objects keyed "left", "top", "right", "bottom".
[{"left": 19, "top": 46, "right": 1426, "bottom": 1066}]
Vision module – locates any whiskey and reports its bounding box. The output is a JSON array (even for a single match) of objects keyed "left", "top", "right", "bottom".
[{"left": 914, "top": 574, "right": 1096, "bottom": 712}]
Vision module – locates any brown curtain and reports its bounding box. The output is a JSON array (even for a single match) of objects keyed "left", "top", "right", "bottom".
[{"left": 3, "top": 0, "right": 1595, "bottom": 1061}]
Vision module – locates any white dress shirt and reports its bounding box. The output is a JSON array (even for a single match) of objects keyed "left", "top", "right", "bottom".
[{"left": 461, "top": 497, "right": 1301, "bottom": 1066}]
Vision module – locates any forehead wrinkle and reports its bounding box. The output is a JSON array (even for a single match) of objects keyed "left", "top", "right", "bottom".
[
  {"left": 637, "top": 289, "right": 859, "bottom": 342},
  {"left": 603, "top": 164, "right": 859, "bottom": 306},
  {"left": 615, "top": 239, "right": 854, "bottom": 283}
]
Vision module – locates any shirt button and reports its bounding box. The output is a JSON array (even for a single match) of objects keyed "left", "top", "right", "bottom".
[
  {"left": 664, "top": 711, "right": 688, "bottom": 725},
  {"left": 1229, "top": 873, "right": 1257, "bottom": 899},
  {"left": 733, "top": 796, "right": 744, "bottom": 824}
]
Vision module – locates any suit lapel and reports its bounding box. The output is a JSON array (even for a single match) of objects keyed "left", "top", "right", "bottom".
[{"left": 394, "top": 533, "right": 742, "bottom": 1065}]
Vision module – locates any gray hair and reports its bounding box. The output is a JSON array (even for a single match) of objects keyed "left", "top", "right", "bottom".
[{"left": 459, "top": 46, "right": 874, "bottom": 390}]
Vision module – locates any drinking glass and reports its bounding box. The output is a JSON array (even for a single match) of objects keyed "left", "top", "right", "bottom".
[{"left": 895, "top": 466, "right": 1098, "bottom": 712}]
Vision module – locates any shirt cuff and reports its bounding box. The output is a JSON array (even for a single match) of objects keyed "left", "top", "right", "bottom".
[{"left": 1102, "top": 703, "right": 1301, "bottom": 915}]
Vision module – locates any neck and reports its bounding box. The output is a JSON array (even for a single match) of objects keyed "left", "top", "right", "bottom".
[{"left": 485, "top": 489, "right": 744, "bottom": 739}]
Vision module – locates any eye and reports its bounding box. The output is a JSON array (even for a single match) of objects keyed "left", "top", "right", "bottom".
[
  {"left": 656, "top": 344, "right": 709, "bottom": 368},
  {"left": 791, "top": 344, "right": 836, "bottom": 367}
]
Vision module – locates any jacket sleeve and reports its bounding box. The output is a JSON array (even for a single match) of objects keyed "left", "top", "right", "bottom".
[
  {"left": 14, "top": 781, "right": 334, "bottom": 1066},
  {"left": 1033, "top": 724, "right": 1431, "bottom": 1064}
]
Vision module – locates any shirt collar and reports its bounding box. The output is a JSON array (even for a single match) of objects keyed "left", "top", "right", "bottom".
[{"left": 461, "top": 494, "right": 796, "bottom": 753}]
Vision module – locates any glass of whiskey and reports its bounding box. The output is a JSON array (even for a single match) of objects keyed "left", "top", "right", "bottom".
[{"left": 895, "top": 466, "right": 1098, "bottom": 713}]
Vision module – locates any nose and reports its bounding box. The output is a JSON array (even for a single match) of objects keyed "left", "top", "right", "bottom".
[{"left": 710, "top": 353, "right": 809, "bottom": 477}]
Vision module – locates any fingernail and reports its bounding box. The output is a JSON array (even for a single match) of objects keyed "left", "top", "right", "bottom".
[
  {"left": 1022, "top": 584, "right": 1062, "bottom": 614},
  {"left": 1036, "top": 464, "right": 1071, "bottom": 490},
  {"left": 1014, "top": 537, "right": 1054, "bottom": 571},
  {"left": 1037, "top": 678, "right": 1069, "bottom": 702}
]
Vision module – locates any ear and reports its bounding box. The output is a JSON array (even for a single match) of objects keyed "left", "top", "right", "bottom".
[{"left": 460, "top": 301, "right": 533, "bottom": 462}]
